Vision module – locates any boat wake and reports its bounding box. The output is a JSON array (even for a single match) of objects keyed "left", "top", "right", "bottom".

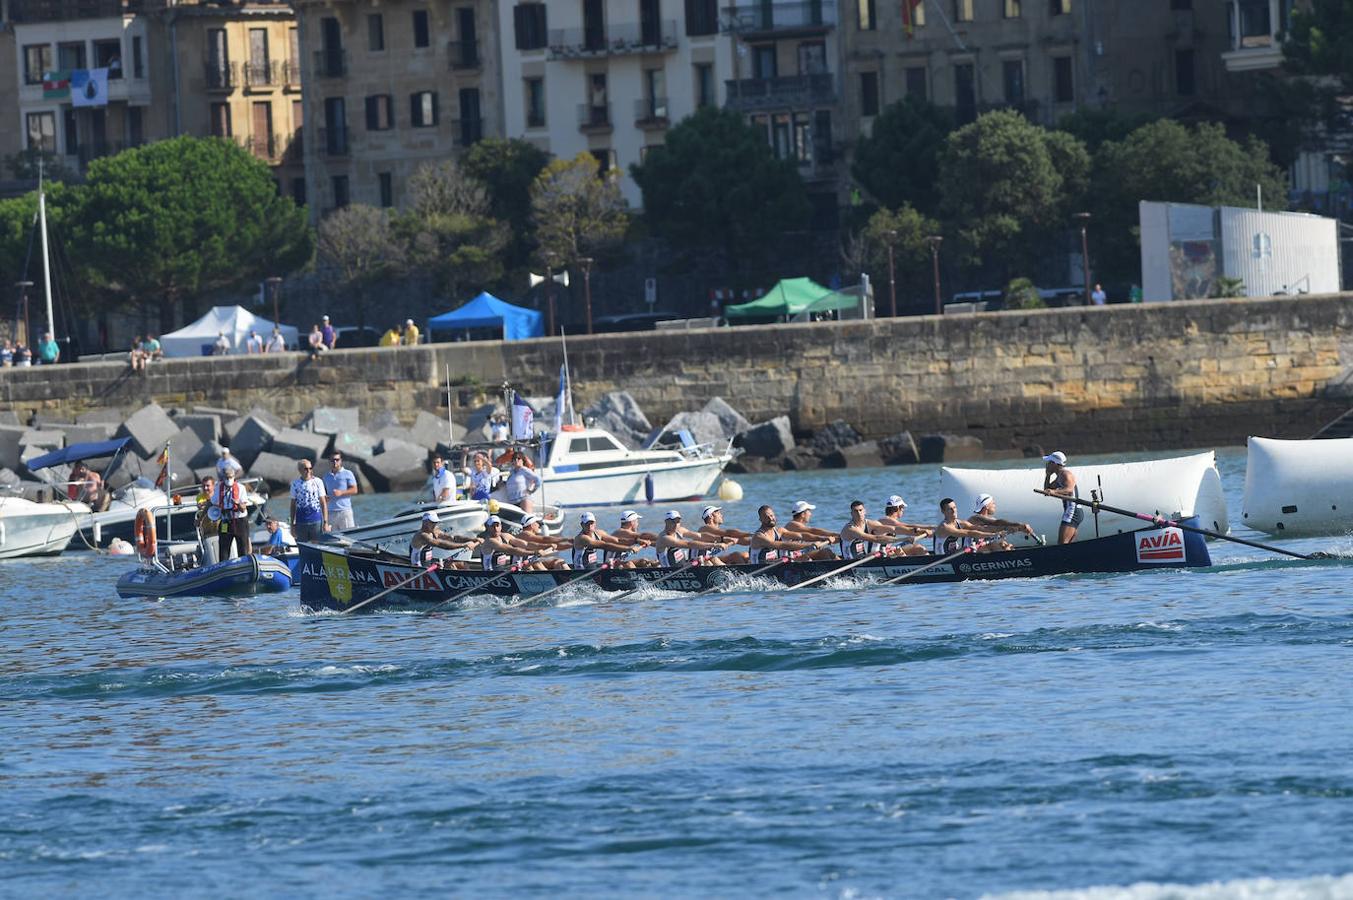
[{"left": 985, "top": 872, "right": 1353, "bottom": 900}]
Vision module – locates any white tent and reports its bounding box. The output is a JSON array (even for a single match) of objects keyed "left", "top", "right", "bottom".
[{"left": 158, "top": 305, "right": 299, "bottom": 358}]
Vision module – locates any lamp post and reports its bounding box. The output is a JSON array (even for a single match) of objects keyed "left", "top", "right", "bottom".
[
  {"left": 264, "top": 276, "right": 282, "bottom": 325},
  {"left": 927, "top": 236, "right": 943, "bottom": 316},
  {"left": 885, "top": 228, "right": 898, "bottom": 318},
  {"left": 578, "top": 256, "right": 594, "bottom": 335},
  {"left": 15, "top": 280, "right": 34, "bottom": 345},
  {"left": 1075, "top": 212, "right": 1092, "bottom": 306},
  {"left": 544, "top": 263, "right": 556, "bottom": 338}
]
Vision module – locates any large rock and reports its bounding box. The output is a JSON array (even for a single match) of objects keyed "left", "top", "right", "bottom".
[
  {"left": 19, "top": 442, "right": 64, "bottom": 481},
  {"left": 228, "top": 414, "right": 279, "bottom": 469},
  {"left": 61, "top": 423, "right": 118, "bottom": 446},
  {"left": 332, "top": 429, "right": 379, "bottom": 464},
  {"left": 193, "top": 405, "right": 239, "bottom": 419},
  {"left": 0, "top": 426, "right": 29, "bottom": 471},
  {"left": 366, "top": 409, "right": 402, "bottom": 432},
  {"left": 302, "top": 406, "right": 360, "bottom": 436},
  {"left": 736, "top": 416, "right": 795, "bottom": 459},
  {"left": 117, "top": 402, "right": 178, "bottom": 458},
  {"left": 376, "top": 425, "right": 420, "bottom": 449},
  {"left": 166, "top": 426, "right": 207, "bottom": 474},
  {"left": 224, "top": 406, "right": 285, "bottom": 446},
  {"left": 810, "top": 419, "right": 862, "bottom": 455},
  {"left": 780, "top": 447, "right": 823, "bottom": 471},
  {"left": 700, "top": 397, "right": 751, "bottom": 441},
  {"left": 0, "top": 467, "right": 20, "bottom": 490},
  {"left": 362, "top": 441, "right": 430, "bottom": 492},
  {"left": 657, "top": 410, "right": 727, "bottom": 448},
  {"left": 248, "top": 451, "right": 302, "bottom": 492},
  {"left": 918, "top": 433, "right": 985, "bottom": 464},
  {"left": 879, "top": 431, "right": 920, "bottom": 466},
  {"left": 410, "top": 410, "right": 462, "bottom": 452},
  {"left": 75, "top": 409, "right": 124, "bottom": 426},
  {"left": 174, "top": 413, "right": 223, "bottom": 444},
  {"left": 822, "top": 440, "right": 883, "bottom": 469},
  {"left": 727, "top": 455, "right": 782, "bottom": 474},
  {"left": 31, "top": 414, "right": 74, "bottom": 429},
  {"left": 583, "top": 392, "right": 651, "bottom": 449},
  {"left": 271, "top": 427, "right": 330, "bottom": 465},
  {"left": 0, "top": 411, "right": 22, "bottom": 427},
  {"left": 19, "top": 429, "right": 62, "bottom": 450}
]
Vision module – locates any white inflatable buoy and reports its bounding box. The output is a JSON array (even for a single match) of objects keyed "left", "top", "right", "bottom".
[
  {"left": 106, "top": 537, "right": 136, "bottom": 556},
  {"left": 718, "top": 479, "right": 743, "bottom": 501}
]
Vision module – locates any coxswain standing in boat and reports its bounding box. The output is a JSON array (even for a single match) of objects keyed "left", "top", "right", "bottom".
[
  {"left": 932, "top": 498, "right": 1003, "bottom": 554},
  {"left": 479, "top": 514, "right": 556, "bottom": 571},
  {"left": 782, "top": 500, "right": 841, "bottom": 556},
  {"left": 697, "top": 506, "right": 751, "bottom": 564},
  {"left": 749, "top": 505, "right": 834, "bottom": 563},
  {"left": 654, "top": 510, "right": 733, "bottom": 566},
  {"left": 409, "top": 512, "right": 482, "bottom": 570},
  {"left": 1042, "top": 451, "right": 1081, "bottom": 544},
  {"left": 838, "top": 501, "right": 915, "bottom": 559},
  {"left": 211, "top": 467, "right": 253, "bottom": 560},
  {"left": 511, "top": 514, "right": 573, "bottom": 570},
  {"left": 573, "top": 512, "right": 646, "bottom": 570},
  {"left": 599, "top": 510, "right": 657, "bottom": 568},
  {"left": 969, "top": 494, "right": 1037, "bottom": 544}
]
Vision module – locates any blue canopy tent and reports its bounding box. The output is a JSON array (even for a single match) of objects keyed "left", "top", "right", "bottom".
[{"left": 427, "top": 292, "right": 544, "bottom": 342}]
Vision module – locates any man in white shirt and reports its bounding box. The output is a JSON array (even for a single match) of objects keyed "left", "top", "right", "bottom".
[
  {"left": 427, "top": 455, "right": 457, "bottom": 503},
  {"left": 216, "top": 447, "right": 244, "bottom": 481},
  {"left": 213, "top": 332, "right": 232, "bottom": 355},
  {"left": 265, "top": 328, "right": 286, "bottom": 353},
  {"left": 245, "top": 330, "right": 264, "bottom": 353}
]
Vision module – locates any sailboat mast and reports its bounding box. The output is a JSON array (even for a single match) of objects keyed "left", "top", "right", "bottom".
[
  {"left": 560, "top": 328, "right": 575, "bottom": 425},
  {"left": 38, "top": 177, "right": 55, "bottom": 341}
]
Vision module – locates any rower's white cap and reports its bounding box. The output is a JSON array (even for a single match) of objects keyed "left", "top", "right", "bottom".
[
  {"left": 580, "top": 512, "right": 596, "bottom": 524},
  {"left": 422, "top": 511, "right": 440, "bottom": 522},
  {"left": 522, "top": 514, "right": 541, "bottom": 527},
  {"left": 664, "top": 510, "right": 682, "bottom": 521},
  {"left": 485, "top": 515, "right": 502, "bottom": 526},
  {"left": 792, "top": 500, "right": 816, "bottom": 514},
  {"left": 974, "top": 493, "right": 994, "bottom": 514},
  {"left": 1044, "top": 451, "right": 1067, "bottom": 465},
  {"left": 620, "top": 510, "right": 641, "bottom": 522},
  {"left": 885, "top": 495, "right": 905, "bottom": 509},
  {"left": 702, "top": 505, "right": 721, "bottom": 520}
]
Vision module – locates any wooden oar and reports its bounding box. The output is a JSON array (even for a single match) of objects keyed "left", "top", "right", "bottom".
[
  {"left": 608, "top": 558, "right": 704, "bottom": 602},
  {"left": 878, "top": 532, "right": 1010, "bottom": 586},
  {"left": 783, "top": 550, "right": 884, "bottom": 592},
  {"left": 1033, "top": 489, "right": 1312, "bottom": 561},
  {"left": 422, "top": 564, "right": 522, "bottom": 615},
  {"left": 342, "top": 563, "right": 440, "bottom": 615}
]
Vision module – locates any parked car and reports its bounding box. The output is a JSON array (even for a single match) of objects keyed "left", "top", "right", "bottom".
[{"left": 592, "top": 311, "right": 682, "bottom": 333}]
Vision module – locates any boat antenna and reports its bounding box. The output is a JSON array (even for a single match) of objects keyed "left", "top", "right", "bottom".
[
  {"left": 560, "top": 327, "right": 575, "bottom": 426},
  {"left": 38, "top": 157, "right": 56, "bottom": 342}
]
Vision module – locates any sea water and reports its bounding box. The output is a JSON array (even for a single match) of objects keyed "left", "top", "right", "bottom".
[{"left": 4, "top": 448, "right": 1353, "bottom": 898}]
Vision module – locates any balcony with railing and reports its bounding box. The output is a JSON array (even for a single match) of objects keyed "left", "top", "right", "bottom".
[
  {"left": 724, "top": 73, "right": 835, "bottom": 112},
  {"left": 446, "top": 39, "right": 481, "bottom": 70},
  {"left": 282, "top": 59, "right": 302, "bottom": 89},
  {"left": 548, "top": 20, "right": 678, "bottom": 60},
  {"left": 1222, "top": 0, "right": 1283, "bottom": 71},
  {"left": 249, "top": 133, "right": 277, "bottom": 160},
  {"left": 204, "top": 61, "right": 237, "bottom": 91},
  {"left": 635, "top": 97, "right": 670, "bottom": 128},
  {"left": 722, "top": 1, "right": 837, "bottom": 35},
  {"left": 319, "top": 125, "right": 349, "bottom": 156},
  {"left": 578, "top": 102, "right": 612, "bottom": 132},
  {"left": 243, "top": 61, "right": 280, "bottom": 90},
  {"left": 313, "top": 48, "right": 347, "bottom": 79}
]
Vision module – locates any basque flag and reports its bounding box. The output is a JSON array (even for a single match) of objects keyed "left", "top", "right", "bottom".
[{"left": 511, "top": 392, "right": 534, "bottom": 440}]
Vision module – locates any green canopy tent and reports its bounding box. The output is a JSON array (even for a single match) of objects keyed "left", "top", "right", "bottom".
[{"left": 724, "top": 277, "right": 860, "bottom": 321}]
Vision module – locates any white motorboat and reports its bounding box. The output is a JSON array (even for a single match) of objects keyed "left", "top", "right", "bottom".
[
  {"left": 1243, "top": 436, "right": 1353, "bottom": 536},
  {"left": 941, "top": 451, "right": 1229, "bottom": 544},
  {"left": 335, "top": 498, "right": 563, "bottom": 558},
  {"left": 515, "top": 426, "right": 735, "bottom": 508},
  {"left": 0, "top": 494, "right": 90, "bottom": 559}
]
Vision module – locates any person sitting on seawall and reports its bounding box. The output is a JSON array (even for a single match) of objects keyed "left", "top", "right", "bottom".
[
  {"left": 306, "top": 324, "right": 325, "bottom": 360},
  {"left": 129, "top": 335, "right": 148, "bottom": 373},
  {"left": 1042, "top": 451, "right": 1081, "bottom": 544},
  {"left": 402, "top": 319, "right": 420, "bottom": 346},
  {"left": 969, "top": 493, "right": 1037, "bottom": 546},
  {"left": 265, "top": 327, "right": 287, "bottom": 353},
  {"left": 143, "top": 334, "right": 162, "bottom": 361},
  {"left": 409, "top": 512, "right": 482, "bottom": 570},
  {"left": 1, "top": 338, "right": 13, "bottom": 367},
  {"left": 379, "top": 323, "right": 402, "bottom": 347},
  {"left": 289, "top": 460, "right": 329, "bottom": 542},
  {"left": 257, "top": 517, "right": 289, "bottom": 557},
  {"left": 213, "top": 331, "right": 232, "bottom": 356}
]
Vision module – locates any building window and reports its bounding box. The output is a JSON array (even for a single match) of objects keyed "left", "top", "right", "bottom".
[
  {"left": 1003, "top": 0, "right": 1021, "bottom": 18},
  {"left": 955, "top": 63, "right": 976, "bottom": 122},
  {"left": 291, "top": 177, "right": 306, "bottom": 206},
  {"left": 57, "top": 42, "right": 85, "bottom": 71},
  {"left": 686, "top": 0, "right": 718, "bottom": 35},
  {"left": 858, "top": 0, "right": 876, "bottom": 30},
  {"left": 368, "top": 14, "right": 385, "bottom": 51},
  {"left": 24, "top": 45, "right": 52, "bottom": 85},
  {"left": 127, "top": 106, "right": 143, "bottom": 146},
  {"left": 332, "top": 175, "right": 349, "bottom": 209},
  {"left": 252, "top": 101, "right": 274, "bottom": 158},
  {"left": 643, "top": 68, "right": 667, "bottom": 119},
  {"left": 1175, "top": 48, "right": 1195, "bottom": 96},
  {"left": 379, "top": 172, "right": 393, "bottom": 208},
  {"left": 907, "top": 1, "right": 926, "bottom": 26},
  {"left": 210, "top": 102, "right": 232, "bottom": 137},
  {"left": 589, "top": 148, "right": 617, "bottom": 174},
  {"left": 207, "top": 28, "right": 229, "bottom": 86},
  {"left": 63, "top": 108, "right": 78, "bottom": 156},
  {"left": 26, "top": 112, "right": 56, "bottom": 152},
  {"left": 860, "top": 71, "right": 880, "bottom": 117},
  {"left": 1052, "top": 55, "right": 1074, "bottom": 103},
  {"left": 1002, "top": 59, "right": 1024, "bottom": 104},
  {"left": 694, "top": 62, "right": 715, "bottom": 108},
  {"left": 905, "top": 65, "right": 928, "bottom": 99},
  {"left": 365, "top": 94, "right": 393, "bottom": 130},
  {"left": 525, "top": 77, "right": 545, "bottom": 127},
  {"left": 1049, "top": 0, "right": 1070, "bottom": 14},
  {"left": 799, "top": 41, "right": 826, "bottom": 74},
  {"left": 954, "top": 0, "right": 973, "bottom": 22},
  {"left": 132, "top": 36, "right": 144, "bottom": 77},
  {"left": 411, "top": 90, "right": 438, "bottom": 127},
  {"left": 753, "top": 45, "right": 776, "bottom": 78},
  {"left": 458, "top": 87, "right": 482, "bottom": 144},
  {"left": 412, "top": 10, "right": 430, "bottom": 47},
  {"left": 586, "top": 73, "right": 609, "bottom": 126},
  {"left": 247, "top": 29, "right": 270, "bottom": 84},
  {"left": 514, "top": 4, "right": 547, "bottom": 50},
  {"left": 94, "top": 40, "right": 122, "bottom": 78},
  {"left": 324, "top": 96, "right": 347, "bottom": 152}
]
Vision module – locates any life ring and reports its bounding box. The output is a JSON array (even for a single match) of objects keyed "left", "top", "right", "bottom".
[{"left": 134, "top": 508, "right": 157, "bottom": 559}]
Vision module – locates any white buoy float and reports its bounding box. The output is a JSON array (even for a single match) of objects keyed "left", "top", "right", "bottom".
[{"left": 718, "top": 479, "right": 743, "bottom": 501}]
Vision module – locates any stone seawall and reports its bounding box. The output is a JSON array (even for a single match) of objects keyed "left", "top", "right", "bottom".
[{"left": 3, "top": 294, "right": 1352, "bottom": 453}]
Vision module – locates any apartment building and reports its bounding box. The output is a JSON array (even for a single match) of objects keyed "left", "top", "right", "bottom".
[
  {"left": 0, "top": 1, "right": 21, "bottom": 161},
  {"left": 496, "top": 0, "right": 734, "bottom": 207},
  {"left": 291, "top": 0, "right": 498, "bottom": 216}
]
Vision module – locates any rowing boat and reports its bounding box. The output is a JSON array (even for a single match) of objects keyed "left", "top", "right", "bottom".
[{"left": 296, "top": 518, "right": 1212, "bottom": 613}]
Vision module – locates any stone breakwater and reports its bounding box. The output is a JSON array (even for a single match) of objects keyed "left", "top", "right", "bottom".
[{"left": 1, "top": 294, "right": 1350, "bottom": 455}]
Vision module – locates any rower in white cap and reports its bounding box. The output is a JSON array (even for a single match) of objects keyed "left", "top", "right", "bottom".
[
  {"left": 409, "top": 511, "right": 482, "bottom": 569},
  {"left": 572, "top": 512, "right": 646, "bottom": 570},
  {"left": 1042, "top": 451, "right": 1081, "bottom": 544},
  {"left": 783, "top": 499, "right": 837, "bottom": 544},
  {"left": 511, "top": 513, "right": 573, "bottom": 569},
  {"left": 698, "top": 506, "right": 751, "bottom": 564},
  {"left": 654, "top": 510, "right": 733, "bottom": 567},
  {"left": 604, "top": 510, "right": 659, "bottom": 568},
  {"left": 970, "top": 494, "right": 1037, "bottom": 542},
  {"left": 875, "top": 495, "right": 933, "bottom": 554},
  {"left": 478, "top": 514, "right": 554, "bottom": 571}
]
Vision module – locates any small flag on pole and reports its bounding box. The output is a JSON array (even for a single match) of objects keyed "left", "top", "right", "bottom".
[
  {"left": 153, "top": 443, "right": 170, "bottom": 490},
  {"left": 511, "top": 392, "right": 534, "bottom": 440}
]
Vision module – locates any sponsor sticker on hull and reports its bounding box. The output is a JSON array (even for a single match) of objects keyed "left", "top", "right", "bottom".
[{"left": 1135, "top": 527, "right": 1186, "bottom": 564}]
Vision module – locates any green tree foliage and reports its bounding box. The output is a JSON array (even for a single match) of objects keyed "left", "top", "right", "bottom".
[
  {"left": 843, "top": 204, "right": 940, "bottom": 312},
  {"left": 66, "top": 136, "right": 311, "bottom": 330},
  {"left": 1090, "top": 120, "right": 1288, "bottom": 282},
  {"left": 937, "top": 109, "right": 1090, "bottom": 278},
  {"left": 1056, "top": 108, "right": 1153, "bottom": 153},
  {"left": 1281, "top": 1, "right": 1353, "bottom": 172},
  {"left": 630, "top": 106, "right": 808, "bottom": 272},
  {"left": 531, "top": 152, "right": 628, "bottom": 271},
  {"left": 1003, "top": 277, "right": 1045, "bottom": 309},
  {"left": 0, "top": 182, "right": 74, "bottom": 295},
  {"left": 316, "top": 204, "right": 405, "bottom": 326},
  {"left": 462, "top": 138, "right": 550, "bottom": 271},
  {"left": 850, "top": 97, "right": 954, "bottom": 214},
  {"left": 396, "top": 159, "right": 508, "bottom": 303},
  {"left": 1284, "top": 0, "right": 1353, "bottom": 83}
]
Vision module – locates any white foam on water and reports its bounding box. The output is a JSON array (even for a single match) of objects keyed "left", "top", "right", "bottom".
[{"left": 984, "top": 873, "right": 1353, "bottom": 900}]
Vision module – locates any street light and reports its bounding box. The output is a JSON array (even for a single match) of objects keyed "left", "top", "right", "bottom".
[
  {"left": 265, "top": 276, "right": 283, "bottom": 325},
  {"left": 1075, "top": 212, "right": 1092, "bottom": 306},
  {"left": 885, "top": 229, "right": 898, "bottom": 318},
  {"left": 578, "top": 256, "right": 594, "bottom": 335},
  {"left": 927, "top": 236, "right": 943, "bottom": 316},
  {"left": 15, "top": 281, "right": 34, "bottom": 344}
]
